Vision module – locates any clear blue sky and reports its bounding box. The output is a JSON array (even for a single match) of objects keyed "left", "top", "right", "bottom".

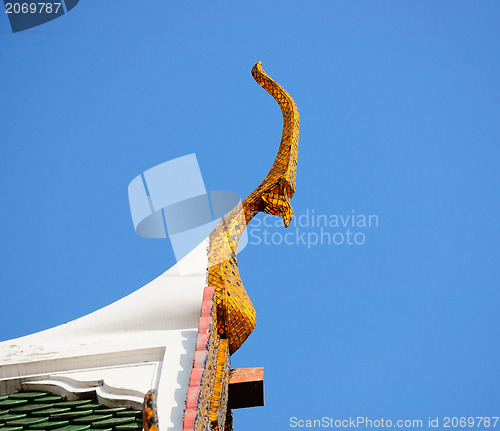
[{"left": 1, "top": 1, "right": 499, "bottom": 430}]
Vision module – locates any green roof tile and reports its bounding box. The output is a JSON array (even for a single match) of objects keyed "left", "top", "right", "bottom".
[
  {"left": 0, "top": 414, "right": 28, "bottom": 423},
  {"left": 52, "top": 426, "right": 91, "bottom": 431},
  {"left": 72, "top": 415, "right": 112, "bottom": 425},
  {"left": 29, "top": 421, "right": 70, "bottom": 429},
  {"left": 8, "top": 393, "right": 48, "bottom": 400},
  {"left": 91, "top": 417, "right": 134, "bottom": 428},
  {"left": 114, "top": 420, "right": 143, "bottom": 431},
  {"left": 0, "top": 400, "right": 28, "bottom": 408},
  {"left": 0, "top": 412, "right": 8, "bottom": 417},
  {"left": 114, "top": 412, "right": 141, "bottom": 419},
  {"left": 114, "top": 425, "right": 142, "bottom": 431},
  {"left": 32, "top": 409, "right": 71, "bottom": 417},
  {"left": 92, "top": 409, "right": 127, "bottom": 414},
  {"left": 0, "top": 398, "right": 8, "bottom": 402},
  {"left": 55, "top": 402, "right": 91, "bottom": 408},
  {"left": 2, "top": 426, "right": 24, "bottom": 431},
  {"left": 6, "top": 417, "right": 49, "bottom": 426},
  {"left": 10, "top": 404, "right": 54, "bottom": 413},
  {"left": 73, "top": 406, "right": 103, "bottom": 412},
  {"left": 50, "top": 411, "right": 92, "bottom": 421},
  {"left": 33, "top": 397, "right": 64, "bottom": 404}
]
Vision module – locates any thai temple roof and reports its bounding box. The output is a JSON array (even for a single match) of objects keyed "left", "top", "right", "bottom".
[{"left": 0, "top": 62, "right": 299, "bottom": 431}]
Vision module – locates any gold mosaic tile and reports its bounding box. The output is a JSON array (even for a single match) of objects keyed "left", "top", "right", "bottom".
[
  {"left": 193, "top": 61, "right": 299, "bottom": 431},
  {"left": 207, "top": 61, "right": 300, "bottom": 355}
]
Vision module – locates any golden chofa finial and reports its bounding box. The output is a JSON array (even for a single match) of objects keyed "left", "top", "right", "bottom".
[
  {"left": 208, "top": 62, "right": 300, "bottom": 354},
  {"left": 251, "top": 61, "right": 300, "bottom": 206}
]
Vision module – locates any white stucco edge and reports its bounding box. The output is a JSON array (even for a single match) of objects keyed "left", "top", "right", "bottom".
[{"left": 0, "top": 238, "right": 210, "bottom": 431}]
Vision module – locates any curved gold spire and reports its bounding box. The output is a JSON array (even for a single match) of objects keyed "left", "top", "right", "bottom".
[
  {"left": 251, "top": 61, "right": 300, "bottom": 214},
  {"left": 207, "top": 61, "right": 300, "bottom": 355}
]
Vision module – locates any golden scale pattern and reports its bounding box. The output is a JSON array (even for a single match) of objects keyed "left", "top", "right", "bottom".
[
  {"left": 207, "top": 61, "right": 300, "bottom": 355},
  {"left": 200, "top": 61, "right": 299, "bottom": 430},
  {"left": 145, "top": 62, "right": 299, "bottom": 431}
]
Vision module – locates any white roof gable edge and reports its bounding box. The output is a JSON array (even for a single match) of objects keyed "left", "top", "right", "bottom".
[{"left": 0, "top": 238, "right": 210, "bottom": 431}]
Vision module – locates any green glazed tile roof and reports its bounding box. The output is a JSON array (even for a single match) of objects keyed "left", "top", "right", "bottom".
[{"left": 0, "top": 393, "right": 142, "bottom": 431}]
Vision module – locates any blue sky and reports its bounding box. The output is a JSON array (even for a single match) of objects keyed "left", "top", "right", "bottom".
[{"left": 1, "top": 1, "right": 499, "bottom": 430}]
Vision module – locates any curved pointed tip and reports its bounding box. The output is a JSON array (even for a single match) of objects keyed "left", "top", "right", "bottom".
[{"left": 252, "top": 61, "right": 264, "bottom": 77}]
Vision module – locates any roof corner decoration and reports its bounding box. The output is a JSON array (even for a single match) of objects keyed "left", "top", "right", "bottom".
[
  {"left": 189, "top": 61, "right": 300, "bottom": 431},
  {"left": 0, "top": 62, "right": 299, "bottom": 431},
  {"left": 208, "top": 61, "right": 300, "bottom": 355}
]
